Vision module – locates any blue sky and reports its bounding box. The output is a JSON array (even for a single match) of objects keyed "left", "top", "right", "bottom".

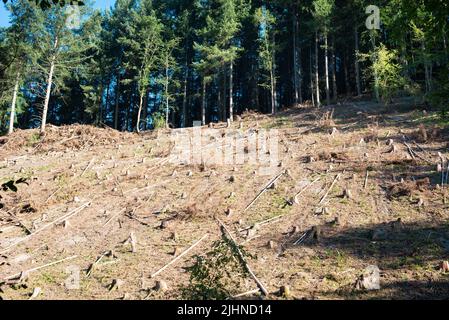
[{"left": 0, "top": 0, "right": 115, "bottom": 27}]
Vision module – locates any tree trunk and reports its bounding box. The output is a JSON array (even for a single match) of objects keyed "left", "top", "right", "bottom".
[
  {"left": 298, "top": 41, "right": 303, "bottom": 104},
  {"left": 324, "top": 33, "right": 330, "bottom": 105},
  {"left": 315, "top": 31, "right": 320, "bottom": 107},
  {"left": 41, "top": 36, "right": 58, "bottom": 133},
  {"left": 293, "top": 13, "right": 299, "bottom": 105},
  {"left": 136, "top": 92, "right": 144, "bottom": 133},
  {"left": 8, "top": 72, "right": 20, "bottom": 135},
  {"left": 331, "top": 35, "right": 337, "bottom": 101},
  {"left": 421, "top": 40, "right": 432, "bottom": 94},
  {"left": 222, "top": 65, "right": 227, "bottom": 122},
  {"left": 309, "top": 45, "right": 315, "bottom": 107},
  {"left": 272, "top": 34, "right": 277, "bottom": 114},
  {"left": 97, "top": 82, "right": 104, "bottom": 125},
  {"left": 202, "top": 78, "right": 206, "bottom": 125},
  {"left": 354, "top": 27, "right": 362, "bottom": 96},
  {"left": 114, "top": 71, "right": 120, "bottom": 130},
  {"left": 105, "top": 80, "right": 110, "bottom": 125},
  {"left": 344, "top": 53, "right": 351, "bottom": 97},
  {"left": 371, "top": 34, "right": 380, "bottom": 102},
  {"left": 165, "top": 60, "right": 170, "bottom": 129},
  {"left": 182, "top": 62, "right": 188, "bottom": 128},
  {"left": 229, "top": 60, "right": 234, "bottom": 122}
]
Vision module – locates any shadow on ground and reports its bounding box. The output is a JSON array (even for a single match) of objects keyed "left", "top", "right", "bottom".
[{"left": 283, "top": 220, "right": 449, "bottom": 299}]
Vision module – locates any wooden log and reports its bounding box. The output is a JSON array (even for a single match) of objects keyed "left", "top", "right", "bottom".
[
  {"left": 319, "top": 173, "right": 341, "bottom": 205},
  {"left": 294, "top": 177, "right": 320, "bottom": 204},
  {"left": 4, "top": 255, "right": 77, "bottom": 281},
  {"left": 243, "top": 171, "right": 286, "bottom": 213},
  {"left": 150, "top": 233, "right": 209, "bottom": 278}
]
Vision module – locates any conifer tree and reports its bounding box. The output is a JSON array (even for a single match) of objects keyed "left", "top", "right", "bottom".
[{"left": 255, "top": 6, "right": 277, "bottom": 114}]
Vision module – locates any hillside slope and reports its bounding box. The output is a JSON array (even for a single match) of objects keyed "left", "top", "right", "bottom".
[{"left": 1, "top": 100, "right": 449, "bottom": 300}]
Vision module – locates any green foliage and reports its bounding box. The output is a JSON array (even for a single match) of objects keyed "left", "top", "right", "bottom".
[
  {"left": 254, "top": 7, "right": 276, "bottom": 90},
  {"left": 152, "top": 112, "right": 166, "bottom": 130},
  {"left": 2, "top": 0, "right": 85, "bottom": 10},
  {"left": 120, "top": 1, "right": 163, "bottom": 98},
  {"left": 360, "top": 44, "right": 406, "bottom": 104},
  {"left": 180, "top": 236, "right": 255, "bottom": 300},
  {"left": 312, "top": 0, "right": 334, "bottom": 32}
]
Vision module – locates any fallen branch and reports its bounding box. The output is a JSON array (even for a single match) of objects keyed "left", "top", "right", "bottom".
[
  {"left": 403, "top": 142, "right": 433, "bottom": 164},
  {"left": 86, "top": 251, "right": 114, "bottom": 277},
  {"left": 231, "top": 289, "right": 260, "bottom": 299},
  {"left": 217, "top": 218, "right": 269, "bottom": 296},
  {"left": 45, "top": 186, "right": 63, "bottom": 203},
  {"left": 239, "top": 215, "right": 284, "bottom": 233},
  {"left": 103, "top": 208, "right": 127, "bottom": 228},
  {"left": 243, "top": 170, "right": 286, "bottom": 213},
  {"left": 403, "top": 142, "right": 416, "bottom": 160},
  {"left": 81, "top": 158, "right": 95, "bottom": 177},
  {"left": 0, "top": 202, "right": 91, "bottom": 254},
  {"left": 319, "top": 173, "right": 341, "bottom": 205},
  {"left": 364, "top": 170, "right": 369, "bottom": 189},
  {"left": 4, "top": 255, "right": 77, "bottom": 281},
  {"left": 294, "top": 177, "right": 320, "bottom": 204},
  {"left": 150, "top": 233, "right": 209, "bottom": 278}
]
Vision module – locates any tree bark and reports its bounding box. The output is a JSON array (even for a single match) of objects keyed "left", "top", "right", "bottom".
[
  {"left": 114, "top": 71, "right": 120, "bottom": 130},
  {"left": 97, "top": 82, "right": 104, "bottom": 125},
  {"left": 8, "top": 72, "right": 20, "bottom": 135},
  {"left": 293, "top": 12, "right": 299, "bottom": 105},
  {"left": 229, "top": 60, "right": 234, "bottom": 122},
  {"left": 344, "top": 53, "right": 351, "bottom": 97},
  {"left": 354, "top": 27, "right": 362, "bottom": 96},
  {"left": 41, "top": 36, "right": 58, "bottom": 133},
  {"left": 136, "top": 92, "right": 144, "bottom": 133},
  {"left": 181, "top": 62, "right": 188, "bottom": 128},
  {"left": 202, "top": 78, "right": 206, "bottom": 125},
  {"left": 165, "top": 59, "right": 170, "bottom": 129},
  {"left": 309, "top": 45, "right": 315, "bottom": 107},
  {"left": 104, "top": 80, "right": 110, "bottom": 125},
  {"left": 421, "top": 40, "right": 432, "bottom": 94},
  {"left": 315, "top": 31, "right": 320, "bottom": 107},
  {"left": 331, "top": 35, "right": 337, "bottom": 101},
  {"left": 324, "top": 33, "right": 330, "bottom": 105},
  {"left": 272, "top": 33, "right": 277, "bottom": 114}
]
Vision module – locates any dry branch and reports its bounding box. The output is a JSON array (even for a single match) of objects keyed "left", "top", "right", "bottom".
[
  {"left": 294, "top": 177, "right": 320, "bottom": 204},
  {"left": 243, "top": 170, "right": 286, "bottom": 213},
  {"left": 103, "top": 208, "right": 127, "bottom": 228},
  {"left": 150, "top": 233, "right": 209, "bottom": 278},
  {"left": 319, "top": 173, "right": 341, "bottom": 205},
  {"left": 0, "top": 202, "right": 90, "bottom": 254},
  {"left": 231, "top": 289, "right": 260, "bottom": 298},
  {"left": 81, "top": 158, "right": 95, "bottom": 177},
  {"left": 364, "top": 170, "right": 369, "bottom": 189},
  {"left": 4, "top": 255, "right": 77, "bottom": 281}
]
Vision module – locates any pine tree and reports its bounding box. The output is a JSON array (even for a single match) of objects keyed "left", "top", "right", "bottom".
[
  {"left": 255, "top": 6, "right": 277, "bottom": 114},
  {"left": 312, "top": 0, "right": 334, "bottom": 106},
  {"left": 2, "top": 0, "right": 42, "bottom": 134},
  {"left": 33, "top": 3, "right": 96, "bottom": 132},
  {"left": 119, "top": 0, "right": 163, "bottom": 132}
]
